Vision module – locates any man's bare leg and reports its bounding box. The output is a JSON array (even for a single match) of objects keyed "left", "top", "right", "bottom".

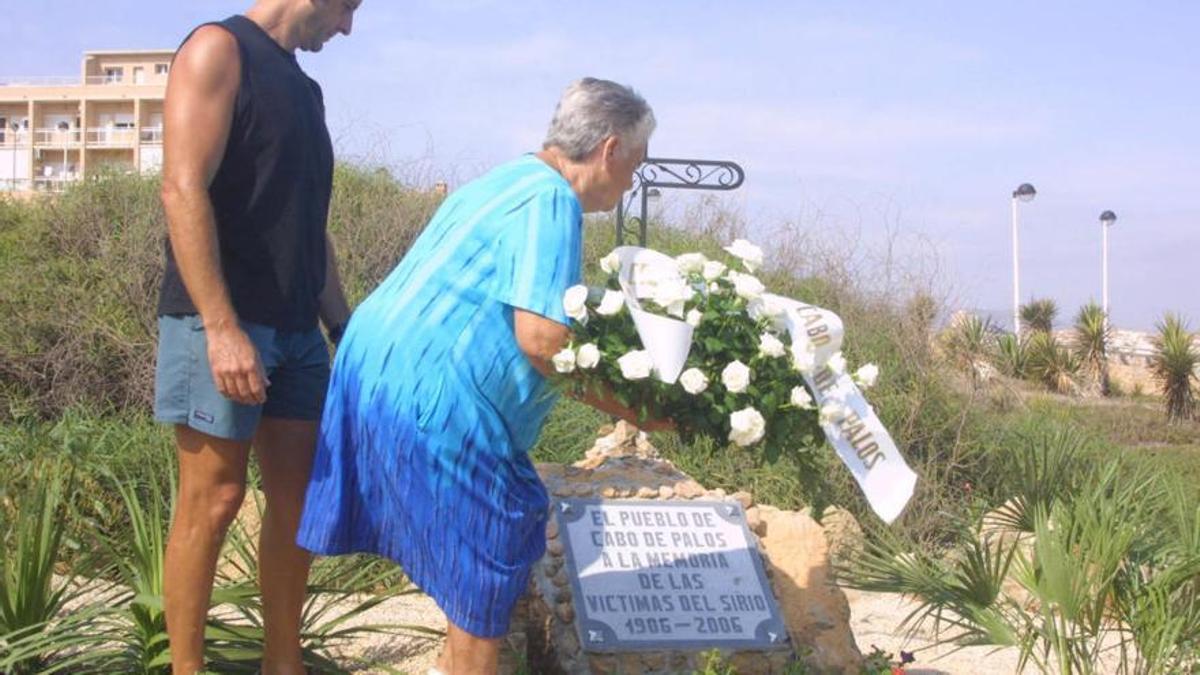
[
  {"left": 165, "top": 425, "right": 253, "bottom": 674},
  {"left": 254, "top": 417, "right": 318, "bottom": 675}
]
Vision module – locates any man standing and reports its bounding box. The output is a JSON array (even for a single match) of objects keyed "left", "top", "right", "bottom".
[{"left": 155, "top": 1, "right": 359, "bottom": 672}]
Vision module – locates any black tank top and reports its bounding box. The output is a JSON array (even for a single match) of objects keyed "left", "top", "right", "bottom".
[{"left": 157, "top": 15, "right": 334, "bottom": 331}]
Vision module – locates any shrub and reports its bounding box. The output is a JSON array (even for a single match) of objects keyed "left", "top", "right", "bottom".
[
  {"left": 1072, "top": 302, "right": 1111, "bottom": 396},
  {"left": 1026, "top": 331, "right": 1080, "bottom": 395},
  {"left": 995, "top": 333, "right": 1029, "bottom": 379},
  {"left": 1020, "top": 298, "right": 1058, "bottom": 335},
  {"left": 1152, "top": 313, "right": 1198, "bottom": 423}
]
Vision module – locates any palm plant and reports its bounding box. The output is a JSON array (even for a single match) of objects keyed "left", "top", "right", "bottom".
[
  {"left": 1151, "top": 313, "right": 1198, "bottom": 423},
  {"left": 1026, "top": 332, "right": 1081, "bottom": 395},
  {"left": 1073, "top": 302, "right": 1111, "bottom": 396},
  {"left": 1020, "top": 298, "right": 1058, "bottom": 335}
]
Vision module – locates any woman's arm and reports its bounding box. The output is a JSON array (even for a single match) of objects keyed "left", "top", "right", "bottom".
[{"left": 513, "top": 309, "right": 671, "bottom": 431}]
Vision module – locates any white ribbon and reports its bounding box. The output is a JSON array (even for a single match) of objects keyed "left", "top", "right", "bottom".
[{"left": 612, "top": 246, "right": 916, "bottom": 523}]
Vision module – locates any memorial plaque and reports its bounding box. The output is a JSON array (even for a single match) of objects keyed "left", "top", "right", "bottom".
[{"left": 556, "top": 499, "right": 789, "bottom": 652}]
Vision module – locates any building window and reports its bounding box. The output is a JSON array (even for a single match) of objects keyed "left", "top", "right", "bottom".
[
  {"left": 155, "top": 63, "right": 169, "bottom": 75},
  {"left": 133, "top": 67, "right": 145, "bottom": 84},
  {"left": 104, "top": 67, "right": 123, "bottom": 83}
]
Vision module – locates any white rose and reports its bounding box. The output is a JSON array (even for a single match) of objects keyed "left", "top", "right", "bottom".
[
  {"left": 708, "top": 282, "right": 722, "bottom": 294},
  {"left": 721, "top": 360, "right": 752, "bottom": 393},
  {"left": 576, "top": 343, "right": 600, "bottom": 369},
  {"left": 686, "top": 309, "right": 703, "bottom": 327},
  {"left": 679, "top": 368, "right": 709, "bottom": 394},
  {"left": 596, "top": 289, "right": 625, "bottom": 316},
  {"left": 552, "top": 347, "right": 576, "bottom": 374},
  {"left": 724, "top": 238, "right": 764, "bottom": 272},
  {"left": 826, "top": 352, "right": 847, "bottom": 375},
  {"left": 728, "top": 407, "right": 766, "bottom": 447},
  {"left": 819, "top": 400, "right": 852, "bottom": 426},
  {"left": 600, "top": 250, "right": 622, "bottom": 275},
  {"left": 854, "top": 363, "right": 879, "bottom": 388},
  {"left": 651, "top": 278, "right": 693, "bottom": 318},
  {"left": 758, "top": 333, "right": 786, "bottom": 358},
  {"left": 563, "top": 285, "right": 589, "bottom": 322},
  {"left": 791, "top": 343, "right": 816, "bottom": 374},
  {"left": 617, "top": 350, "right": 654, "bottom": 380},
  {"left": 791, "top": 386, "right": 815, "bottom": 409},
  {"left": 729, "top": 272, "right": 765, "bottom": 302},
  {"left": 747, "top": 296, "right": 785, "bottom": 322},
  {"left": 702, "top": 260, "right": 727, "bottom": 281},
  {"left": 675, "top": 253, "right": 708, "bottom": 276}
]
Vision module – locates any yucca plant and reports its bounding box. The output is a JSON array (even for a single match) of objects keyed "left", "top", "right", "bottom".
[
  {"left": 941, "top": 313, "right": 995, "bottom": 384},
  {"left": 0, "top": 463, "right": 87, "bottom": 674},
  {"left": 1026, "top": 332, "right": 1081, "bottom": 395},
  {"left": 838, "top": 429, "right": 1200, "bottom": 674},
  {"left": 1020, "top": 298, "right": 1058, "bottom": 335},
  {"left": 1151, "top": 313, "right": 1198, "bottom": 423},
  {"left": 214, "top": 492, "right": 440, "bottom": 673},
  {"left": 995, "top": 333, "right": 1029, "bottom": 379},
  {"left": 1073, "top": 302, "right": 1111, "bottom": 396}
]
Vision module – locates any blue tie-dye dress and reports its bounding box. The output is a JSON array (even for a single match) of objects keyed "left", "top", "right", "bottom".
[{"left": 296, "top": 155, "right": 582, "bottom": 637}]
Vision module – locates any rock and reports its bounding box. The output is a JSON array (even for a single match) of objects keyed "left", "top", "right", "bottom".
[
  {"left": 552, "top": 569, "right": 569, "bottom": 588},
  {"left": 572, "top": 484, "right": 593, "bottom": 497},
  {"left": 674, "top": 480, "right": 706, "bottom": 499},
  {"left": 547, "top": 539, "right": 564, "bottom": 557},
  {"left": 732, "top": 490, "right": 753, "bottom": 509},
  {"left": 551, "top": 484, "right": 571, "bottom": 498},
  {"left": 745, "top": 506, "right": 765, "bottom": 536},
  {"left": 756, "top": 505, "right": 863, "bottom": 673},
  {"left": 635, "top": 486, "right": 657, "bottom": 499},
  {"left": 596, "top": 423, "right": 615, "bottom": 436},
  {"left": 657, "top": 485, "right": 675, "bottom": 499},
  {"left": 710, "top": 488, "right": 727, "bottom": 499},
  {"left": 545, "top": 518, "right": 559, "bottom": 540},
  {"left": 601, "top": 486, "right": 618, "bottom": 498}
]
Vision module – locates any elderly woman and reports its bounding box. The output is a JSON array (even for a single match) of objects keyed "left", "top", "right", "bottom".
[{"left": 296, "top": 78, "right": 659, "bottom": 673}]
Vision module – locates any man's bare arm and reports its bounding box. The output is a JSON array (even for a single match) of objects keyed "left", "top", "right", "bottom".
[{"left": 160, "top": 26, "right": 267, "bottom": 405}]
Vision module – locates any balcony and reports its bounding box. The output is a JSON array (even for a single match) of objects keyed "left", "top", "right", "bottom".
[
  {"left": 0, "top": 75, "right": 162, "bottom": 87},
  {"left": 139, "top": 126, "right": 163, "bottom": 144},
  {"left": 86, "top": 127, "right": 137, "bottom": 147},
  {"left": 34, "top": 128, "right": 83, "bottom": 147}
]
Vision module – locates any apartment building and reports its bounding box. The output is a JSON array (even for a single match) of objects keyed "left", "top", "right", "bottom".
[{"left": 0, "top": 49, "right": 172, "bottom": 193}]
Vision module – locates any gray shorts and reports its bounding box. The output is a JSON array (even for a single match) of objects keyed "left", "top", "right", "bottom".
[{"left": 154, "top": 314, "right": 330, "bottom": 441}]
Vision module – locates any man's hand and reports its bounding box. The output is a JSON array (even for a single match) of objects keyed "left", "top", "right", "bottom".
[{"left": 206, "top": 323, "right": 269, "bottom": 405}]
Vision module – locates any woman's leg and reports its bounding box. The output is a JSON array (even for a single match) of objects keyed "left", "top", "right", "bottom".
[{"left": 438, "top": 622, "right": 502, "bottom": 675}]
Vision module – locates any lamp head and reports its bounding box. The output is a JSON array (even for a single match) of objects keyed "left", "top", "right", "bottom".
[
  {"left": 1100, "top": 210, "right": 1117, "bottom": 227},
  {"left": 1013, "top": 183, "right": 1037, "bottom": 202}
]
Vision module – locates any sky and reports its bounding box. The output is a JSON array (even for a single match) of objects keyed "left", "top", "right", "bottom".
[{"left": 3, "top": 1, "right": 1198, "bottom": 330}]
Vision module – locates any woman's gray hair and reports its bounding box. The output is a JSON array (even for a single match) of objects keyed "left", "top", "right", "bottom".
[{"left": 543, "top": 78, "right": 656, "bottom": 162}]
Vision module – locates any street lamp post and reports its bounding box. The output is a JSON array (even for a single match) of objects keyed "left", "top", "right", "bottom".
[
  {"left": 1011, "top": 183, "right": 1037, "bottom": 336},
  {"left": 1099, "top": 210, "right": 1117, "bottom": 328}
]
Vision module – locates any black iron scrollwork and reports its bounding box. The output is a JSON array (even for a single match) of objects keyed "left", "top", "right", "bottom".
[{"left": 615, "top": 157, "right": 745, "bottom": 247}]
